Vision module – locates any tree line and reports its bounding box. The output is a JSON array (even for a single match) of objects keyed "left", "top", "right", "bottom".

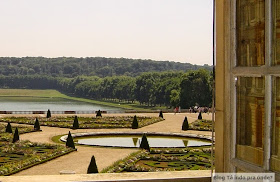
[
  {"left": 0, "top": 69, "right": 212, "bottom": 108},
  {"left": 0, "top": 57, "right": 211, "bottom": 78}
]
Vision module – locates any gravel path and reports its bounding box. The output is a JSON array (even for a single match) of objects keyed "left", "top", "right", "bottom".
[{"left": 0, "top": 112, "right": 213, "bottom": 176}]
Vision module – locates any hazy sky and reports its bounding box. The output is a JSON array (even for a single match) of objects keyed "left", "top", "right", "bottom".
[{"left": 0, "top": 0, "right": 213, "bottom": 65}]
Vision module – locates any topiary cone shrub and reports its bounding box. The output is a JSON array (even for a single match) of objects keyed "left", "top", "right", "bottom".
[
  {"left": 34, "top": 117, "right": 41, "bottom": 131},
  {"left": 198, "top": 112, "right": 202, "bottom": 120},
  {"left": 96, "top": 110, "right": 102, "bottom": 117},
  {"left": 182, "top": 116, "right": 189, "bottom": 131},
  {"left": 6, "top": 122, "right": 13, "bottom": 133},
  {"left": 46, "top": 109, "right": 51, "bottom": 118},
  {"left": 66, "top": 131, "right": 75, "bottom": 149},
  {"left": 87, "top": 155, "right": 99, "bottom": 174},
  {"left": 132, "top": 115, "right": 138, "bottom": 129},
  {"left": 12, "top": 127, "right": 19, "bottom": 143},
  {"left": 72, "top": 116, "right": 79, "bottom": 129},
  {"left": 159, "top": 111, "right": 163, "bottom": 118},
  {"left": 140, "top": 133, "right": 150, "bottom": 152}
]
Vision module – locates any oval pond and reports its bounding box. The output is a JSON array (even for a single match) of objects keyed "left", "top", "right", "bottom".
[{"left": 77, "top": 135, "right": 211, "bottom": 148}]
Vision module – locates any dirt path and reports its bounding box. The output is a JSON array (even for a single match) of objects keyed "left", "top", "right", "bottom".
[{"left": 0, "top": 112, "right": 213, "bottom": 176}]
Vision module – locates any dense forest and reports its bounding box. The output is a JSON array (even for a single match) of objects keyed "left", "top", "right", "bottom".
[
  {"left": 0, "top": 57, "right": 211, "bottom": 77},
  {"left": 0, "top": 57, "right": 213, "bottom": 109}
]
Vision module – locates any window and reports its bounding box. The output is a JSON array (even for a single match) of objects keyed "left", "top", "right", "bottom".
[
  {"left": 236, "top": 0, "right": 265, "bottom": 66},
  {"left": 231, "top": 0, "right": 280, "bottom": 174},
  {"left": 236, "top": 77, "right": 265, "bottom": 166}
]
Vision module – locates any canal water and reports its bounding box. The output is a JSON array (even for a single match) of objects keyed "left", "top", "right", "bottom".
[{"left": 0, "top": 96, "right": 122, "bottom": 113}]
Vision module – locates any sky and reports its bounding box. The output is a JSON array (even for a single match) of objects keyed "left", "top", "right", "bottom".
[{"left": 0, "top": 0, "right": 213, "bottom": 65}]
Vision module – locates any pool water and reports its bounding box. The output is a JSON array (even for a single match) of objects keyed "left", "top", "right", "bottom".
[{"left": 77, "top": 136, "right": 211, "bottom": 148}]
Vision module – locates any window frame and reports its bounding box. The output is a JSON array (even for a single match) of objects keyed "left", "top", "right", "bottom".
[{"left": 229, "top": 0, "right": 280, "bottom": 174}]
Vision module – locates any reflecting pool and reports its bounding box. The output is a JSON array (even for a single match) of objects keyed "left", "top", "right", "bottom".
[{"left": 77, "top": 136, "right": 211, "bottom": 148}]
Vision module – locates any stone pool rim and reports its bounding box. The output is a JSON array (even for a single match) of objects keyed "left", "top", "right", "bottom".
[{"left": 60, "top": 132, "right": 215, "bottom": 148}]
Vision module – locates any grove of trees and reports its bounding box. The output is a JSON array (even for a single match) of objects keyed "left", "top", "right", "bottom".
[
  {"left": 0, "top": 57, "right": 211, "bottom": 78},
  {"left": 0, "top": 57, "right": 213, "bottom": 109}
]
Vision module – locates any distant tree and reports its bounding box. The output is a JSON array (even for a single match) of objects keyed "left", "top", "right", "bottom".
[
  {"left": 198, "top": 112, "right": 202, "bottom": 120},
  {"left": 73, "top": 116, "right": 79, "bottom": 129},
  {"left": 182, "top": 117, "right": 189, "bottom": 131},
  {"left": 12, "top": 127, "right": 19, "bottom": 143},
  {"left": 87, "top": 155, "right": 99, "bottom": 174},
  {"left": 140, "top": 133, "right": 150, "bottom": 152},
  {"left": 170, "top": 89, "right": 180, "bottom": 108},
  {"left": 34, "top": 117, "right": 41, "bottom": 131},
  {"left": 132, "top": 115, "right": 138, "bottom": 129},
  {"left": 159, "top": 111, "right": 163, "bottom": 118},
  {"left": 66, "top": 131, "right": 75, "bottom": 149},
  {"left": 179, "top": 69, "right": 212, "bottom": 108},
  {"left": 96, "top": 110, "right": 102, "bottom": 117},
  {"left": 5, "top": 122, "right": 13, "bottom": 133},
  {"left": 46, "top": 109, "right": 51, "bottom": 118}
]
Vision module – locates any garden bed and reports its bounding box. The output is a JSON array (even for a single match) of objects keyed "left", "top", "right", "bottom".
[
  {"left": 102, "top": 146, "right": 214, "bottom": 173},
  {"left": 189, "top": 119, "right": 214, "bottom": 131},
  {"left": 0, "top": 116, "right": 164, "bottom": 129},
  {"left": 0, "top": 124, "right": 76, "bottom": 176}
]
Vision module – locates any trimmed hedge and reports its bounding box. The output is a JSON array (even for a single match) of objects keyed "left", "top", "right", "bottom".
[
  {"left": 0, "top": 116, "right": 164, "bottom": 129},
  {"left": 87, "top": 155, "right": 98, "bottom": 174}
]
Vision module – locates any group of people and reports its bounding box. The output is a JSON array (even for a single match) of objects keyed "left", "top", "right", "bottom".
[
  {"left": 189, "top": 106, "right": 210, "bottom": 113},
  {"left": 172, "top": 106, "right": 211, "bottom": 114}
]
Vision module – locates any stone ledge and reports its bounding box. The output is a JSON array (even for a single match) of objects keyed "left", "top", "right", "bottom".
[{"left": 0, "top": 170, "right": 211, "bottom": 182}]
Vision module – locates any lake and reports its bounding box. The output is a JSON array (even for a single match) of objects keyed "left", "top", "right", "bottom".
[{"left": 0, "top": 96, "right": 122, "bottom": 113}]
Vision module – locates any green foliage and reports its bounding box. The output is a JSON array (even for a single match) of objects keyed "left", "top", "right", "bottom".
[
  {"left": 96, "top": 110, "right": 102, "bottom": 117},
  {"left": 102, "top": 147, "right": 213, "bottom": 173},
  {"left": 0, "top": 123, "right": 75, "bottom": 175},
  {"left": 46, "top": 109, "right": 51, "bottom": 118},
  {"left": 159, "top": 111, "right": 163, "bottom": 118},
  {"left": 34, "top": 118, "right": 40, "bottom": 131},
  {"left": 12, "top": 128, "right": 19, "bottom": 143},
  {"left": 0, "top": 141, "right": 75, "bottom": 176},
  {"left": 66, "top": 131, "right": 75, "bottom": 149},
  {"left": 0, "top": 69, "right": 212, "bottom": 110},
  {"left": 182, "top": 117, "right": 189, "bottom": 131},
  {"left": 87, "top": 155, "right": 99, "bottom": 174},
  {"left": 132, "top": 115, "right": 138, "bottom": 129},
  {"left": 72, "top": 116, "right": 79, "bottom": 129},
  {"left": 180, "top": 69, "right": 212, "bottom": 108},
  {"left": 5, "top": 122, "right": 12, "bottom": 133},
  {"left": 189, "top": 119, "right": 214, "bottom": 131},
  {"left": 198, "top": 112, "right": 202, "bottom": 120},
  {"left": 140, "top": 133, "right": 150, "bottom": 152},
  {"left": 0, "top": 57, "right": 211, "bottom": 78},
  {"left": 170, "top": 89, "right": 180, "bottom": 107},
  {"left": 1, "top": 116, "right": 163, "bottom": 129}
]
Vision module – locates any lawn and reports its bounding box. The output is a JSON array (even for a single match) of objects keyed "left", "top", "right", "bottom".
[
  {"left": 0, "top": 89, "right": 166, "bottom": 111},
  {"left": 0, "top": 123, "right": 75, "bottom": 176},
  {"left": 0, "top": 116, "right": 164, "bottom": 129},
  {"left": 102, "top": 147, "right": 214, "bottom": 173}
]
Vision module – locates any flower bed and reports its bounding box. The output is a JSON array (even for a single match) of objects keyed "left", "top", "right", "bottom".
[
  {"left": 0, "top": 116, "right": 164, "bottom": 129},
  {"left": 102, "top": 147, "right": 214, "bottom": 173},
  {"left": 0, "top": 124, "right": 75, "bottom": 175},
  {"left": 189, "top": 119, "right": 214, "bottom": 131}
]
